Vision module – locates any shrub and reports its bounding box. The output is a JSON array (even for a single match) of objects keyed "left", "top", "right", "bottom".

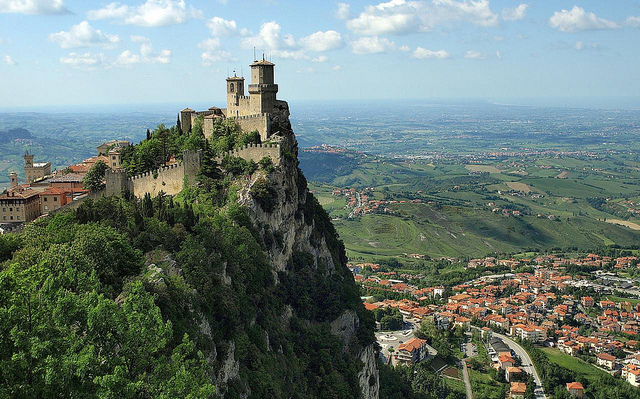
[{"left": 250, "top": 177, "right": 277, "bottom": 212}]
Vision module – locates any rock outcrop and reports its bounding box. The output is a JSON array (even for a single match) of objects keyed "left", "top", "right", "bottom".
[{"left": 236, "top": 100, "right": 380, "bottom": 399}]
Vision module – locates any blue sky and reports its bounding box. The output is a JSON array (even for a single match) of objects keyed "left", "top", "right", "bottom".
[{"left": 0, "top": 0, "right": 639, "bottom": 108}]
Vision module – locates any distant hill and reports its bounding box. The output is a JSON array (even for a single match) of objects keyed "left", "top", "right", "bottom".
[
  {"left": 0, "top": 128, "right": 32, "bottom": 143},
  {"left": 299, "top": 147, "right": 361, "bottom": 182}
]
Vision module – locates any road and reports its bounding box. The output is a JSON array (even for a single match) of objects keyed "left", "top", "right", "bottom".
[
  {"left": 493, "top": 332, "right": 547, "bottom": 399},
  {"left": 460, "top": 332, "right": 476, "bottom": 399},
  {"left": 348, "top": 191, "right": 362, "bottom": 218},
  {"left": 460, "top": 359, "right": 473, "bottom": 399}
]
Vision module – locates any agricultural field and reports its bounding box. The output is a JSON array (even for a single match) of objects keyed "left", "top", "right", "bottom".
[
  {"left": 304, "top": 144, "right": 640, "bottom": 262},
  {"left": 540, "top": 348, "right": 607, "bottom": 379}
]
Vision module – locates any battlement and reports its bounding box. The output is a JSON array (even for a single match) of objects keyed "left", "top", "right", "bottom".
[
  {"left": 230, "top": 113, "right": 268, "bottom": 121},
  {"left": 129, "top": 163, "right": 181, "bottom": 181},
  {"left": 214, "top": 143, "right": 281, "bottom": 165}
]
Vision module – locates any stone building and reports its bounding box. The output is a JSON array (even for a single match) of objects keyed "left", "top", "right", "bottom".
[
  {"left": 97, "top": 140, "right": 130, "bottom": 156},
  {"left": 180, "top": 57, "right": 287, "bottom": 142},
  {"left": 24, "top": 152, "right": 51, "bottom": 183},
  {"left": 40, "top": 187, "right": 71, "bottom": 214},
  {"left": 0, "top": 185, "right": 41, "bottom": 223}
]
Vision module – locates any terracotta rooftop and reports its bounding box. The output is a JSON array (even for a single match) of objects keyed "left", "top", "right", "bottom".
[
  {"left": 398, "top": 337, "right": 426, "bottom": 353},
  {"left": 566, "top": 382, "right": 584, "bottom": 390}
]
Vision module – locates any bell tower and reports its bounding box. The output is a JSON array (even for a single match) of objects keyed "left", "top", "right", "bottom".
[
  {"left": 9, "top": 172, "right": 18, "bottom": 188},
  {"left": 248, "top": 57, "right": 278, "bottom": 114},
  {"left": 226, "top": 72, "right": 245, "bottom": 117}
]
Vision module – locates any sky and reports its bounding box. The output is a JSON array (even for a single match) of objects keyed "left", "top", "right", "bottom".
[{"left": 0, "top": 0, "right": 639, "bottom": 108}]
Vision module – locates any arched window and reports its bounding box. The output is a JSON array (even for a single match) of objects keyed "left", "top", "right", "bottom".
[{"left": 230, "top": 83, "right": 235, "bottom": 93}]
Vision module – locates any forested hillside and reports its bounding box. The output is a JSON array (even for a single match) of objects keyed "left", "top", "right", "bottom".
[{"left": 0, "top": 115, "right": 378, "bottom": 398}]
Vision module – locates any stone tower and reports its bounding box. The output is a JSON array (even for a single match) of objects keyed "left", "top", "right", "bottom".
[
  {"left": 249, "top": 58, "right": 278, "bottom": 115},
  {"left": 9, "top": 172, "right": 17, "bottom": 188},
  {"left": 226, "top": 73, "right": 245, "bottom": 117},
  {"left": 180, "top": 108, "right": 195, "bottom": 133},
  {"left": 24, "top": 153, "right": 33, "bottom": 168}
]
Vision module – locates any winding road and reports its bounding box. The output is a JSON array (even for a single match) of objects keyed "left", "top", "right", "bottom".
[{"left": 492, "top": 332, "right": 547, "bottom": 399}]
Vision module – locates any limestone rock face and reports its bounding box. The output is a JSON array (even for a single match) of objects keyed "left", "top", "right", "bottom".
[
  {"left": 236, "top": 103, "right": 379, "bottom": 399},
  {"left": 358, "top": 344, "right": 380, "bottom": 399}
]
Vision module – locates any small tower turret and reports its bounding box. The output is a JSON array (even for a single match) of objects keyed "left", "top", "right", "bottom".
[
  {"left": 226, "top": 72, "right": 245, "bottom": 117},
  {"left": 24, "top": 152, "right": 33, "bottom": 167},
  {"left": 180, "top": 108, "right": 195, "bottom": 134},
  {"left": 9, "top": 172, "right": 18, "bottom": 188}
]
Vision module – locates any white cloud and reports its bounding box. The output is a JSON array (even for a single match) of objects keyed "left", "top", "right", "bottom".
[
  {"left": 296, "top": 67, "right": 315, "bottom": 73},
  {"left": 413, "top": 47, "right": 449, "bottom": 59},
  {"left": 197, "top": 38, "right": 221, "bottom": 51},
  {"left": 240, "top": 21, "right": 286, "bottom": 50},
  {"left": 206, "top": 16, "right": 248, "bottom": 36},
  {"left": 0, "top": 0, "right": 69, "bottom": 15},
  {"left": 346, "top": 0, "right": 498, "bottom": 36},
  {"left": 312, "top": 55, "right": 328, "bottom": 63},
  {"left": 270, "top": 49, "right": 309, "bottom": 60},
  {"left": 350, "top": 36, "right": 409, "bottom": 54},
  {"left": 502, "top": 3, "right": 528, "bottom": 21},
  {"left": 49, "top": 21, "right": 121, "bottom": 49},
  {"left": 117, "top": 38, "right": 170, "bottom": 64},
  {"left": 59, "top": 37, "right": 171, "bottom": 69},
  {"left": 333, "top": 65, "right": 342, "bottom": 71},
  {"left": 574, "top": 41, "right": 598, "bottom": 51},
  {"left": 336, "top": 2, "right": 350, "bottom": 19},
  {"left": 626, "top": 16, "right": 640, "bottom": 28},
  {"left": 60, "top": 52, "right": 108, "bottom": 68},
  {"left": 299, "top": 30, "right": 343, "bottom": 52},
  {"left": 549, "top": 6, "right": 618, "bottom": 33},
  {"left": 3, "top": 55, "right": 16, "bottom": 65},
  {"left": 464, "top": 49, "right": 502, "bottom": 60},
  {"left": 88, "top": 0, "right": 201, "bottom": 28},
  {"left": 201, "top": 50, "right": 236, "bottom": 66}
]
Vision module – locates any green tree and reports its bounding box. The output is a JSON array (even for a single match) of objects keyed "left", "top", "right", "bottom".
[{"left": 83, "top": 160, "right": 109, "bottom": 192}]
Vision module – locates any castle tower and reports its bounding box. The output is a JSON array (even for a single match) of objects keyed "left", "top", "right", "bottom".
[
  {"left": 249, "top": 57, "right": 278, "bottom": 115},
  {"left": 24, "top": 153, "right": 34, "bottom": 183},
  {"left": 180, "top": 108, "right": 195, "bottom": 133},
  {"left": 226, "top": 73, "right": 245, "bottom": 114},
  {"left": 24, "top": 153, "right": 33, "bottom": 168},
  {"left": 9, "top": 172, "right": 18, "bottom": 188}
]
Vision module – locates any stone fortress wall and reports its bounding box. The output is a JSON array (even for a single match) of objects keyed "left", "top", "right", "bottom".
[
  {"left": 214, "top": 143, "right": 280, "bottom": 164},
  {"left": 228, "top": 113, "right": 271, "bottom": 142},
  {"left": 105, "top": 144, "right": 280, "bottom": 198}
]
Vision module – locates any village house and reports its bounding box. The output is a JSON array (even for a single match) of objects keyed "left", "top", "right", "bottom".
[
  {"left": 622, "top": 364, "right": 640, "bottom": 387},
  {"left": 509, "top": 382, "right": 527, "bottom": 399},
  {"left": 396, "top": 337, "right": 429, "bottom": 365},
  {"left": 596, "top": 353, "right": 617, "bottom": 370},
  {"left": 566, "top": 382, "right": 584, "bottom": 397}
]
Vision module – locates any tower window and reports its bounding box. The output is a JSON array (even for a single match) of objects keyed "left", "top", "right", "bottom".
[{"left": 230, "top": 83, "right": 235, "bottom": 93}]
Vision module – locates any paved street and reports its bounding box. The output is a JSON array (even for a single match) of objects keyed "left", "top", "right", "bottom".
[
  {"left": 460, "top": 332, "right": 475, "bottom": 399},
  {"left": 492, "top": 332, "right": 547, "bottom": 399}
]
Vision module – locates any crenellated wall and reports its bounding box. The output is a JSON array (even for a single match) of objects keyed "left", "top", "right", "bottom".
[
  {"left": 105, "top": 150, "right": 203, "bottom": 199},
  {"left": 231, "top": 113, "right": 271, "bottom": 142},
  {"left": 214, "top": 143, "right": 280, "bottom": 164},
  {"left": 130, "top": 163, "right": 186, "bottom": 198},
  {"left": 104, "top": 145, "right": 279, "bottom": 199}
]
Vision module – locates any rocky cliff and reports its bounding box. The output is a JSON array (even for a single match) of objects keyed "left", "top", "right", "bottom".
[{"left": 231, "top": 101, "right": 379, "bottom": 399}]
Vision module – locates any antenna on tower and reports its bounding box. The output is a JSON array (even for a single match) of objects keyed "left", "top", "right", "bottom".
[{"left": 253, "top": 47, "right": 256, "bottom": 61}]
